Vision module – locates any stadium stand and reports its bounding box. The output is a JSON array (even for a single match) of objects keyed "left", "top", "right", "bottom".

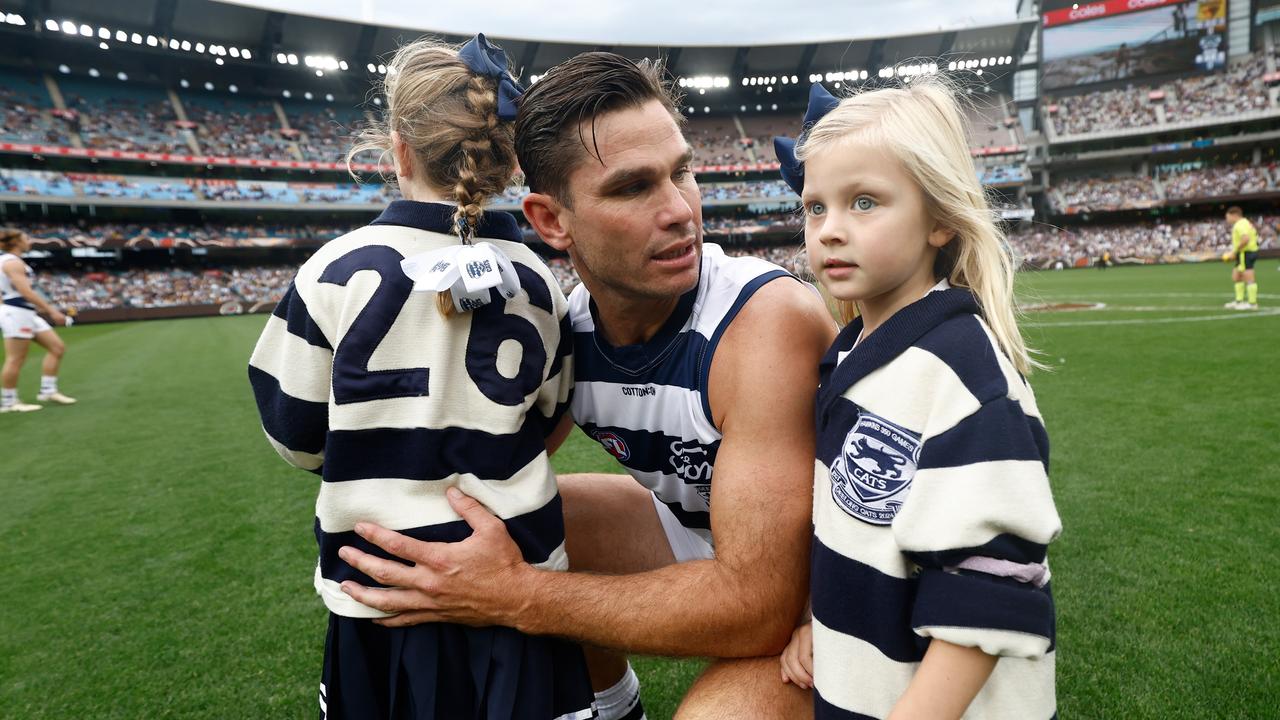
[
  {"left": 61, "top": 77, "right": 191, "bottom": 154},
  {"left": 181, "top": 94, "right": 296, "bottom": 160},
  {"left": 1010, "top": 214, "right": 1279, "bottom": 268},
  {"left": 0, "top": 68, "right": 73, "bottom": 145}
]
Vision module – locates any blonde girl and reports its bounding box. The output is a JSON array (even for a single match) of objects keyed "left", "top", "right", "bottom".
[
  {"left": 774, "top": 78, "right": 1062, "bottom": 719},
  {"left": 248, "top": 35, "right": 593, "bottom": 720}
]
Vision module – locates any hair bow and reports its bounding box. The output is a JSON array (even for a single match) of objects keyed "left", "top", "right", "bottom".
[
  {"left": 774, "top": 83, "right": 841, "bottom": 195},
  {"left": 458, "top": 33, "right": 525, "bottom": 121}
]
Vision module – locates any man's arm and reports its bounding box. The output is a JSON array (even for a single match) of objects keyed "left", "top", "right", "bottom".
[
  {"left": 3, "top": 260, "right": 65, "bottom": 325},
  {"left": 339, "top": 279, "right": 837, "bottom": 657}
]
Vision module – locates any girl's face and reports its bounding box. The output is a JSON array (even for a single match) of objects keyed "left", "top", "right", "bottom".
[{"left": 802, "top": 139, "right": 952, "bottom": 325}]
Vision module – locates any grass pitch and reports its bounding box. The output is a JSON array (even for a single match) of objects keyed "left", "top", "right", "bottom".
[{"left": 1, "top": 260, "right": 1277, "bottom": 718}]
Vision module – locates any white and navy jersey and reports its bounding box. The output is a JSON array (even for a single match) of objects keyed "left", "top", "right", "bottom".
[
  {"left": 569, "top": 243, "right": 794, "bottom": 545},
  {"left": 248, "top": 200, "right": 574, "bottom": 618},
  {"left": 810, "top": 288, "right": 1061, "bottom": 719},
  {"left": 0, "top": 252, "right": 36, "bottom": 310}
]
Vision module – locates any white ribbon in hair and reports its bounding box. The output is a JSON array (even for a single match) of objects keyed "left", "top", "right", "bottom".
[{"left": 400, "top": 242, "right": 522, "bottom": 313}]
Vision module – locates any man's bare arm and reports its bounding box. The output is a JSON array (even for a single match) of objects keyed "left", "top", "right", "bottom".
[
  {"left": 3, "top": 261, "right": 62, "bottom": 322},
  {"left": 339, "top": 279, "right": 836, "bottom": 657}
]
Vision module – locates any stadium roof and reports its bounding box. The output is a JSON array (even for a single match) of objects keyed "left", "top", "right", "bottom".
[{"left": 209, "top": 0, "right": 1020, "bottom": 47}]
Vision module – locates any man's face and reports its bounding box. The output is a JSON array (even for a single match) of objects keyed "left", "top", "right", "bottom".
[
  {"left": 1226, "top": 212, "right": 1239, "bottom": 226},
  {"left": 558, "top": 99, "right": 702, "bottom": 304}
]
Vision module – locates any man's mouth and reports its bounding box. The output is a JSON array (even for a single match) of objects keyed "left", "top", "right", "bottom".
[{"left": 654, "top": 242, "right": 694, "bottom": 261}]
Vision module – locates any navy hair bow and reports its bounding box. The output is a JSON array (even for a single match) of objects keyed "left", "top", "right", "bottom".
[
  {"left": 458, "top": 33, "right": 525, "bottom": 121},
  {"left": 773, "top": 83, "right": 841, "bottom": 195}
]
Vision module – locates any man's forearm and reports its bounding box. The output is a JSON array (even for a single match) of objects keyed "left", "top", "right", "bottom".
[{"left": 515, "top": 558, "right": 800, "bottom": 657}]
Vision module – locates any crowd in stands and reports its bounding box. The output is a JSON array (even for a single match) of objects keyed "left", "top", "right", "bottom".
[
  {"left": 1009, "top": 214, "right": 1278, "bottom": 267},
  {"left": 1045, "top": 51, "right": 1277, "bottom": 137},
  {"left": 1050, "top": 162, "right": 1278, "bottom": 213},
  {"left": 19, "top": 221, "right": 349, "bottom": 249},
  {"left": 1161, "top": 161, "right": 1276, "bottom": 199},
  {"left": 62, "top": 79, "right": 191, "bottom": 155},
  {"left": 183, "top": 97, "right": 296, "bottom": 161},
  {"left": 1051, "top": 174, "right": 1161, "bottom": 213}
]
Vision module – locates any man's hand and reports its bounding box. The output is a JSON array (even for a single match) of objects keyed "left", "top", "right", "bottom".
[
  {"left": 338, "top": 487, "right": 539, "bottom": 628},
  {"left": 47, "top": 309, "right": 67, "bottom": 327}
]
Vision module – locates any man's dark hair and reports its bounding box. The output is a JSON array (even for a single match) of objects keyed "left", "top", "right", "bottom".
[
  {"left": 515, "top": 52, "right": 682, "bottom": 206},
  {"left": 1227, "top": 206, "right": 1243, "bottom": 216}
]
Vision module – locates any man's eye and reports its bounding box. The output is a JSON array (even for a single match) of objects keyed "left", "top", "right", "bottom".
[
  {"left": 674, "top": 166, "right": 693, "bottom": 180},
  {"left": 855, "top": 196, "right": 877, "bottom": 211}
]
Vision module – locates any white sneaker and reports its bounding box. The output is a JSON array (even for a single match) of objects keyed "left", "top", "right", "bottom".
[
  {"left": 0, "top": 402, "right": 42, "bottom": 413},
  {"left": 1240, "top": 303, "right": 1259, "bottom": 311},
  {"left": 36, "top": 391, "right": 77, "bottom": 405},
  {"left": 1224, "top": 300, "right": 1244, "bottom": 309}
]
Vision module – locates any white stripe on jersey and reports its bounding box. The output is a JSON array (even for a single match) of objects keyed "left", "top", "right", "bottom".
[{"left": 573, "top": 381, "right": 718, "bottom": 439}]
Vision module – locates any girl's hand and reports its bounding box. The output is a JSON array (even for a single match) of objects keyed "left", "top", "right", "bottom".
[{"left": 780, "top": 622, "right": 814, "bottom": 689}]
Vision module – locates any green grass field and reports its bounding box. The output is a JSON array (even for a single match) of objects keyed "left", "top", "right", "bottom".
[{"left": 2, "top": 261, "right": 1277, "bottom": 718}]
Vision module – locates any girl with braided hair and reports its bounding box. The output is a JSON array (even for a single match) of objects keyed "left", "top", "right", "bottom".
[{"left": 248, "top": 34, "right": 594, "bottom": 720}]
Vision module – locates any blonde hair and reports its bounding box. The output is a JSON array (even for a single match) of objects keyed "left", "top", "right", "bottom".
[
  {"left": 0, "top": 228, "right": 26, "bottom": 252},
  {"left": 347, "top": 37, "right": 518, "bottom": 315},
  {"left": 796, "top": 75, "right": 1039, "bottom": 374}
]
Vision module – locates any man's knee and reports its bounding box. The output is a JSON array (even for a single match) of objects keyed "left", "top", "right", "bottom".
[
  {"left": 559, "top": 473, "right": 675, "bottom": 574},
  {"left": 675, "top": 656, "right": 812, "bottom": 720}
]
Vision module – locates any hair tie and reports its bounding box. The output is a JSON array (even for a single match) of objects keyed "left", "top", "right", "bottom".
[
  {"left": 773, "top": 83, "right": 841, "bottom": 195},
  {"left": 457, "top": 33, "right": 525, "bottom": 121}
]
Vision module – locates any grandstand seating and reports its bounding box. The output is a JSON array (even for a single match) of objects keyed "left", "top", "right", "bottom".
[
  {"left": 0, "top": 68, "right": 72, "bottom": 146},
  {"left": 1010, "top": 214, "right": 1279, "bottom": 268},
  {"left": 1049, "top": 162, "right": 1279, "bottom": 213},
  {"left": 181, "top": 94, "right": 296, "bottom": 160},
  {"left": 61, "top": 77, "right": 191, "bottom": 154}
]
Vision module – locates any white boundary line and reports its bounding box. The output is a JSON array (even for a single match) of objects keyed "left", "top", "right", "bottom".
[{"left": 1028, "top": 308, "right": 1280, "bottom": 327}]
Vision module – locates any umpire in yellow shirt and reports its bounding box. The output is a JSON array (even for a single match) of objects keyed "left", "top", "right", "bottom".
[{"left": 1224, "top": 206, "right": 1259, "bottom": 310}]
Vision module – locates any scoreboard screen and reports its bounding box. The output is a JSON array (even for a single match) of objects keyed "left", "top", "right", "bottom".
[{"left": 1041, "top": 0, "right": 1227, "bottom": 91}]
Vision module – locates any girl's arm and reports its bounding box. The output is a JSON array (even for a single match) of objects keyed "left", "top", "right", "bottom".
[{"left": 888, "top": 639, "right": 997, "bottom": 720}]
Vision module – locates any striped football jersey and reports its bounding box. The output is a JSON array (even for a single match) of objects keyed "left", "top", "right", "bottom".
[
  {"left": 1, "top": 252, "right": 36, "bottom": 309},
  {"left": 568, "top": 243, "right": 795, "bottom": 546},
  {"left": 811, "top": 288, "right": 1060, "bottom": 719},
  {"left": 248, "top": 201, "right": 573, "bottom": 618}
]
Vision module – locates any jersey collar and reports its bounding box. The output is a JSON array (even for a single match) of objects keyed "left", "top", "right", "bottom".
[{"left": 371, "top": 199, "right": 523, "bottom": 243}]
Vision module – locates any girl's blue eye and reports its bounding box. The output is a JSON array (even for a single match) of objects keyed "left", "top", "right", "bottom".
[
  {"left": 855, "top": 196, "right": 877, "bottom": 211},
  {"left": 807, "top": 202, "right": 826, "bottom": 217}
]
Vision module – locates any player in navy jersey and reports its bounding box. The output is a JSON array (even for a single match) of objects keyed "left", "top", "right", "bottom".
[
  {"left": 1, "top": 228, "right": 75, "bottom": 413},
  {"left": 248, "top": 35, "right": 594, "bottom": 720},
  {"left": 338, "top": 52, "right": 837, "bottom": 718}
]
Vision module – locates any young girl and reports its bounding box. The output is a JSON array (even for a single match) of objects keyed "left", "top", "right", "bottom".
[
  {"left": 248, "top": 35, "right": 595, "bottom": 720},
  {"left": 1, "top": 228, "right": 75, "bottom": 413},
  {"left": 775, "top": 79, "right": 1062, "bottom": 718}
]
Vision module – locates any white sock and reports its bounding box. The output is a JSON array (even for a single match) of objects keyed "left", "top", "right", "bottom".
[
  {"left": 594, "top": 663, "right": 645, "bottom": 720},
  {"left": 1, "top": 388, "right": 15, "bottom": 407},
  {"left": 41, "top": 376, "right": 57, "bottom": 394}
]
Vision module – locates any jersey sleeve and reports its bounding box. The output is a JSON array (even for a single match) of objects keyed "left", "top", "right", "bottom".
[
  {"left": 247, "top": 279, "right": 334, "bottom": 473},
  {"left": 891, "top": 378, "right": 1061, "bottom": 660}
]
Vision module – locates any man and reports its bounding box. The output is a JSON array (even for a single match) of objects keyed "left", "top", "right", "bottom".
[
  {"left": 1224, "top": 206, "right": 1259, "bottom": 310},
  {"left": 337, "top": 52, "right": 836, "bottom": 718}
]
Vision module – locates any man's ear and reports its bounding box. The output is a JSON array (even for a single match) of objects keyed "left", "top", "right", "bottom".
[
  {"left": 391, "top": 131, "right": 413, "bottom": 182},
  {"left": 523, "top": 192, "right": 573, "bottom": 251}
]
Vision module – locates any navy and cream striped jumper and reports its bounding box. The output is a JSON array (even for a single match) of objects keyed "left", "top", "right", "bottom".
[
  {"left": 569, "top": 243, "right": 794, "bottom": 545},
  {"left": 811, "top": 287, "right": 1061, "bottom": 719},
  {"left": 1, "top": 252, "right": 36, "bottom": 309}
]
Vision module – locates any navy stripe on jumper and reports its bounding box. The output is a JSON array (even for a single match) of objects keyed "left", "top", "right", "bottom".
[
  {"left": 911, "top": 569, "right": 1056, "bottom": 651},
  {"left": 575, "top": 422, "right": 721, "bottom": 476},
  {"left": 317, "top": 493, "right": 565, "bottom": 587},
  {"left": 814, "top": 692, "right": 878, "bottom": 720},
  {"left": 914, "top": 314, "right": 1009, "bottom": 404},
  {"left": 816, "top": 395, "right": 864, "bottom": 467},
  {"left": 272, "top": 282, "right": 332, "bottom": 350},
  {"left": 811, "top": 537, "right": 930, "bottom": 664},
  {"left": 916, "top": 396, "right": 1049, "bottom": 470},
  {"left": 3, "top": 296, "right": 35, "bottom": 310},
  {"left": 573, "top": 330, "right": 707, "bottom": 390},
  {"left": 248, "top": 364, "right": 328, "bottom": 455},
  {"left": 697, "top": 270, "right": 793, "bottom": 425},
  {"left": 907, "top": 532, "right": 1049, "bottom": 568},
  {"left": 321, "top": 414, "right": 548, "bottom": 483}
]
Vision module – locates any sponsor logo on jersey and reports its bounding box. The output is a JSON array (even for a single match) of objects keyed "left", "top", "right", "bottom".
[
  {"left": 829, "top": 412, "right": 920, "bottom": 525},
  {"left": 458, "top": 296, "right": 486, "bottom": 311},
  {"left": 620, "top": 385, "right": 656, "bottom": 397},
  {"left": 465, "top": 259, "right": 493, "bottom": 279},
  {"left": 593, "top": 430, "right": 630, "bottom": 461},
  {"left": 669, "top": 438, "right": 713, "bottom": 483},
  {"left": 693, "top": 484, "right": 711, "bottom": 505},
  {"left": 429, "top": 260, "right": 451, "bottom": 273}
]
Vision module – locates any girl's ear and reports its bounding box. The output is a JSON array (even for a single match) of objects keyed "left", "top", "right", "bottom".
[
  {"left": 391, "top": 131, "right": 413, "bottom": 180},
  {"left": 928, "top": 224, "right": 956, "bottom": 249}
]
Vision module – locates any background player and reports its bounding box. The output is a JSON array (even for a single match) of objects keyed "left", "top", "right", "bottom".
[
  {"left": 1, "top": 228, "right": 76, "bottom": 413},
  {"left": 1224, "top": 206, "right": 1259, "bottom": 310},
  {"left": 247, "top": 35, "right": 593, "bottom": 720}
]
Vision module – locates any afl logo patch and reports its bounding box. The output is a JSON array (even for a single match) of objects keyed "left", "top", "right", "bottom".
[
  {"left": 829, "top": 412, "right": 920, "bottom": 525},
  {"left": 593, "top": 431, "right": 630, "bottom": 462}
]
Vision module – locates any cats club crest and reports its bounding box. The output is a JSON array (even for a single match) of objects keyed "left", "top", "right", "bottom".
[{"left": 829, "top": 412, "right": 921, "bottom": 525}]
